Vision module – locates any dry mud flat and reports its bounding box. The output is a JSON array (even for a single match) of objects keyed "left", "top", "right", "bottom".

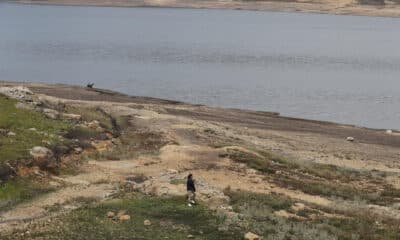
[
  {"left": 1, "top": 81, "right": 400, "bottom": 239},
  {"left": 15, "top": 0, "right": 400, "bottom": 18}
]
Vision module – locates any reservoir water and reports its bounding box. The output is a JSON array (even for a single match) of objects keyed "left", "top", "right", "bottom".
[{"left": 1, "top": 2, "right": 400, "bottom": 129}]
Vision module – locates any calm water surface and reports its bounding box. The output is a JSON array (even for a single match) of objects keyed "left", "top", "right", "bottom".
[{"left": 1, "top": 3, "right": 400, "bottom": 129}]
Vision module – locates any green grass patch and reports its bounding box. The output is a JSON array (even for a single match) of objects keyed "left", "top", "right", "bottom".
[
  {"left": 170, "top": 178, "right": 186, "bottom": 185},
  {"left": 0, "top": 95, "right": 71, "bottom": 164},
  {"left": 226, "top": 189, "right": 293, "bottom": 212},
  {"left": 64, "top": 106, "right": 114, "bottom": 132},
  {"left": 225, "top": 147, "right": 376, "bottom": 185},
  {"left": 6, "top": 194, "right": 242, "bottom": 240},
  {"left": 224, "top": 190, "right": 336, "bottom": 240},
  {"left": 0, "top": 178, "right": 55, "bottom": 211},
  {"left": 316, "top": 212, "right": 400, "bottom": 240},
  {"left": 90, "top": 129, "right": 166, "bottom": 160}
]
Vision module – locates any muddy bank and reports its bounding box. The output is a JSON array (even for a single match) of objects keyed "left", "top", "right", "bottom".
[{"left": 14, "top": 0, "right": 400, "bottom": 18}]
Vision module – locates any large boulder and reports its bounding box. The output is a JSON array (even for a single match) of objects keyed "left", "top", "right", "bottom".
[{"left": 29, "top": 146, "right": 57, "bottom": 170}]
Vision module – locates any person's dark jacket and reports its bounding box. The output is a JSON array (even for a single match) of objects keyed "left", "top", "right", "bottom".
[{"left": 187, "top": 178, "right": 196, "bottom": 192}]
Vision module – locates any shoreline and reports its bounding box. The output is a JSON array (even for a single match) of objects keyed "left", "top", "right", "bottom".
[
  {"left": 12, "top": 0, "right": 400, "bottom": 18},
  {"left": 1, "top": 80, "right": 399, "bottom": 146}
]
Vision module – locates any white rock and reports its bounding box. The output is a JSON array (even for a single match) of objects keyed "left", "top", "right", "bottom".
[
  {"left": 144, "top": 219, "right": 152, "bottom": 226},
  {"left": 386, "top": 129, "right": 393, "bottom": 134},
  {"left": 0, "top": 86, "right": 33, "bottom": 101},
  {"left": 29, "top": 146, "right": 56, "bottom": 169},
  {"left": 74, "top": 147, "right": 83, "bottom": 154},
  {"left": 245, "top": 232, "right": 261, "bottom": 240},
  {"left": 42, "top": 108, "right": 59, "bottom": 119},
  {"left": 119, "top": 215, "right": 131, "bottom": 221},
  {"left": 7, "top": 131, "right": 16, "bottom": 136},
  {"left": 346, "top": 137, "right": 354, "bottom": 142},
  {"left": 62, "top": 113, "right": 82, "bottom": 121}
]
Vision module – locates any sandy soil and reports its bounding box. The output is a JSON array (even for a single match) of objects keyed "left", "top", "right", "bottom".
[
  {"left": 13, "top": 0, "right": 400, "bottom": 18},
  {"left": 1, "top": 81, "right": 400, "bottom": 234}
]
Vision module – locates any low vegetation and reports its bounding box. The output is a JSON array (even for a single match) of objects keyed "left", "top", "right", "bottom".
[
  {"left": 0, "top": 178, "right": 54, "bottom": 211},
  {"left": 2, "top": 194, "right": 242, "bottom": 240},
  {"left": 225, "top": 189, "right": 400, "bottom": 240},
  {"left": 0, "top": 95, "right": 71, "bottom": 164},
  {"left": 358, "top": 0, "right": 385, "bottom": 5}
]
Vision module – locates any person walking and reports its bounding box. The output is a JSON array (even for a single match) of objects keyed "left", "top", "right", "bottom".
[{"left": 187, "top": 173, "right": 196, "bottom": 207}]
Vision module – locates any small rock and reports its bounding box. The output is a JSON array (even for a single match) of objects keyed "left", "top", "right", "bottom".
[
  {"left": 74, "top": 147, "right": 83, "bottom": 154},
  {"left": 28, "top": 128, "right": 37, "bottom": 131},
  {"left": 87, "top": 120, "right": 100, "bottom": 129},
  {"left": 386, "top": 129, "right": 393, "bottom": 134},
  {"left": 7, "top": 131, "right": 16, "bottom": 136},
  {"left": 105, "top": 132, "right": 113, "bottom": 139},
  {"left": 119, "top": 215, "right": 131, "bottom": 221},
  {"left": 117, "top": 210, "right": 127, "bottom": 217},
  {"left": 61, "top": 113, "right": 82, "bottom": 121},
  {"left": 0, "top": 86, "right": 33, "bottom": 101},
  {"left": 167, "top": 169, "right": 178, "bottom": 174},
  {"left": 144, "top": 219, "right": 152, "bottom": 226},
  {"left": 187, "top": 235, "right": 194, "bottom": 239},
  {"left": 42, "top": 108, "right": 59, "bottom": 119},
  {"left": 245, "top": 232, "right": 261, "bottom": 240},
  {"left": 29, "top": 146, "right": 56, "bottom": 170},
  {"left": 106, "top": 211, "right": 115, "bottom": 218},
  {"left": 346, "top": 137, "right": 354, "bottom": 142}
]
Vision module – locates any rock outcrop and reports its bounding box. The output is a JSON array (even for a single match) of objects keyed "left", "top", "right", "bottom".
[
  {"left": 0, "top": 86, "right": 33, "bottom": 101},
  {"left": 29, "top": 146, "right": 57, "bottom": 170}
]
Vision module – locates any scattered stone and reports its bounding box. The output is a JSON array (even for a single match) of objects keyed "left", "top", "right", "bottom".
[
  {"left": 0, "top": 86, "right": 33, "bottom": 101},
  {"left": 28, "top": 128, "right": 37, "bottom": 131},
  {"left": 74, "top": 147, "right": 83, "bottom": 154},
  {"left": 7, "top": 131, "right": 16, "bottom": 136},
  {"left": 346, "top": 137, "right": 354, "bottom": 142},
  {"left": 61, "top": 113, "right": 82, "bottom": 121},
  {"left": 42, "top": 108, "right": 60, "bottom": 119},
  {"left": 117, "top": 210, "right": 127, "bottom": 217},
  {"left": 107, "top": 211, "right": 115, "bottom": 218},
  {"left": 386, "top": 129, "right": 393, "bottom": 134},
  {"left": 119, "top": 215, "right": 131, "bottom": 221},
  {"left": 167, "top": 169, "right": 178, "bottom": 174},
  {"left": 29, "top": 146, "right": 56, "bottom": 169},
  {"left": 244, "top": 232, "right": 261, "bottom": 240},
  {"left": 187, "top": 235, "right": 194, "bottom": 239},
  {"left": 144, "top": 219, "right": 152, "bottom": 226},
  {"left": 246, "top": 169, "right": 258, "bottom": 175},
  {"left": 87, "top": 120, "right": 100, "bottom": 129}
]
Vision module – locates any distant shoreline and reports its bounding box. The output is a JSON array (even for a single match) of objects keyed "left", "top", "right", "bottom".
[{"left": 13, "top": 0, "right": 400, "bottom": 18}]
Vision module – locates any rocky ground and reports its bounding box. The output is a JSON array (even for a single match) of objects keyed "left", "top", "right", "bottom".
[
  {"left": 1, "top": 81, "right": 400, "bottom": 239},
  {"left": 14, "top": 0, "right": 400, "bottom": 18}
]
